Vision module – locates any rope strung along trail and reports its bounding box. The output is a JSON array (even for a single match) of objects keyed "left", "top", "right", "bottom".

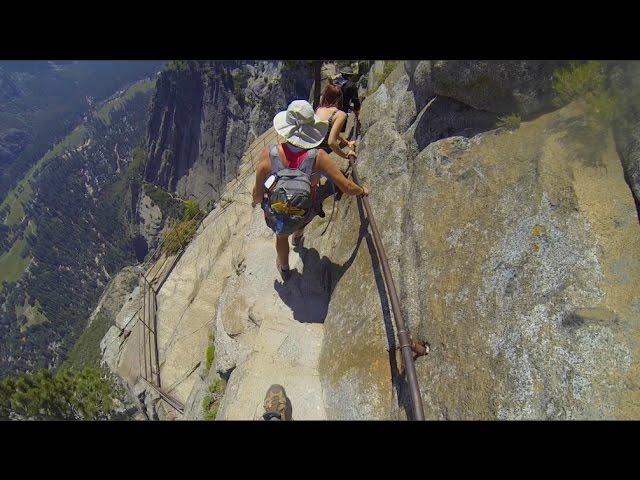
[{"left": 349, "top": 115, "right": 428, "bottom": 421}]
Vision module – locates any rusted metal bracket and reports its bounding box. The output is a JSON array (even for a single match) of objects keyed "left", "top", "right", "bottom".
[
  {"left": 389, "top": 338, "right": 430, "bottom": 360},
  {"left": 140, "top": 378, "right": 185, "bottom": 415},
  {"left": 410, "top": 339, "right": 430, "bottom": 360}
]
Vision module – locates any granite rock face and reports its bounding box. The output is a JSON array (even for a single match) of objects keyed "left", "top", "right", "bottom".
[
  {"left": 428, "top": 60, "right": 565, "bottom": 117},
  {"left": 144, "top": 61, "right": 312, "bottom": 201},
  {"left": 316, "top": 61, "right": 640, "bottom": 419},
  {"left": 615, "top": 119, "right": 640, "bottom": 215},
  {"left": 361, "top": 60, "right": 561, "bottom": 153},
  {"left": 373, "top": 60, "right": 565, "bottom": 121},
  {"left": 74, "top": 264, "right": 145, "bottom": 419},
  {"left": 90, "top": 265, "right": 140, "bottom": 329},
  {"left": 136, "top": 192, "right": 165, "bottom": 251},
  {"left": 611, "top": 61, "right": 640, "bottom": 215}
]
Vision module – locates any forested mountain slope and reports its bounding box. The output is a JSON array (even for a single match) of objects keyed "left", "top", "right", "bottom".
[
  {"left": 0, "top": 76, "right": 158, "bottom": 377},
  {"left": 0, "top": 61, "right": 161, "bottom": 201}
]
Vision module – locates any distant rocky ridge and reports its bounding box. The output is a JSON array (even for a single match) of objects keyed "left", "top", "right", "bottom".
[{"left": 132, "top": 61, "right": 313, "bottom": 254}]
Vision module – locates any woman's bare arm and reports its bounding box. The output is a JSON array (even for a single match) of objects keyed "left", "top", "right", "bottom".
[
  {"left": 328, "top": 112, "right": 355, "bottom": 159},
  {"left": 252, "top": 148, "right": 272, "bottom": 207},
  {"left": 315, "top": 150, "right": 368, "bottom": 196}
]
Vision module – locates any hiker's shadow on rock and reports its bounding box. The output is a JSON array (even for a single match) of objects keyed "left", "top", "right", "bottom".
[
  {"left": 273, "top": 268, "right": 328, "bottom": 324},
  {"left": 273, "top": 196, "right": 413, "bottom": 418},
  {"left": 273, "top": 227, "right": 365, "bottom": 324}
]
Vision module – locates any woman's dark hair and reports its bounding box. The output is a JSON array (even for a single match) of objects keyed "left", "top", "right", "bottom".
[{"left": 319, "top": 84, "right": 343, "bottom": 109}]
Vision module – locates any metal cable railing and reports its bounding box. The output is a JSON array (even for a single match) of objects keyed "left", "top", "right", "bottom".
[
  {"left": 133, "top": 128, "right": 279, "bottom": 414},
  {"left": 142, "top": 129, "right": 279, "bottom": 272}
]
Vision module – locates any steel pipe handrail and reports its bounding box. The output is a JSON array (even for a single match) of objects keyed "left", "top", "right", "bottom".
[{"left": 349, "top": 116, "right": 426, "bottom": 421}]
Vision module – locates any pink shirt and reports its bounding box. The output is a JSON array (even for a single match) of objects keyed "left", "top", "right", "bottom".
[{"left": 281, "top": 143, "right": 309, "bottom": 169}]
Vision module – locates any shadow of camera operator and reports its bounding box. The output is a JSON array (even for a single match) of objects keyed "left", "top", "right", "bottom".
[{"left": 273, "top": 222, "right": 366, "bottom": 324}]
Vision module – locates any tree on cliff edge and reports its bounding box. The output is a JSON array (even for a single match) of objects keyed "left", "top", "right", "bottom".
[{"left": 0, "top": 367, "right": 117, "bottom": 420}]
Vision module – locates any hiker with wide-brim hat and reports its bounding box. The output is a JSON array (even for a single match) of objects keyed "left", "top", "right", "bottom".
[{"left": 251, "top": 100, "right": 369, "bottom": 282}]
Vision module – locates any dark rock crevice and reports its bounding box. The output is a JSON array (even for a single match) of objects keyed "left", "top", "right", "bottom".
[
  {"left": 613, "top": 117, "right": 640, "bottom": 222},
  {"left": 410, "top": 95, "right": 499, "bottom": 152}
]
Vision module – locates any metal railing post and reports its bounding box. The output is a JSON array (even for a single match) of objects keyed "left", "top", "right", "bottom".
[
  {"left": 142, "top": 279, "right": 148, "bottom": 381},
  {"left": 152, "top": 289, "right": 161, "bottom": 387}
]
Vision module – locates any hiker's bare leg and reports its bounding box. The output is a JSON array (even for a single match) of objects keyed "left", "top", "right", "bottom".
[{"left": 276, "top": 234, "right": 290, "bottom": 267}]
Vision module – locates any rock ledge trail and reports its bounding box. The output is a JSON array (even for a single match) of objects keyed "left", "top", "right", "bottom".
[
  {"left": 216, "top": 238, "right": 328, "bottom": 420},
  {"left": 152, "top": 127, "right": 333, "bottom": 419}
]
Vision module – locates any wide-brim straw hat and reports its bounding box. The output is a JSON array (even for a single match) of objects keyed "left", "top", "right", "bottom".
[{"left": 273, "top": 100, "right": 328, "bottom": 149}]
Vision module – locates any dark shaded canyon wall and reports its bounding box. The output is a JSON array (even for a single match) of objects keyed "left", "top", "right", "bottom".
[{"left": 144, "top": 61, "right": 313, "bottom": 201}]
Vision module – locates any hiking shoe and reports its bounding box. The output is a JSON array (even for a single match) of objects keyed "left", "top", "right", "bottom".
[
  {"left": 276, "top": 261, "right": 292, "bottom": 282},
  {"left": 263, "top": 384, "right": 288, "bottom": 421}
]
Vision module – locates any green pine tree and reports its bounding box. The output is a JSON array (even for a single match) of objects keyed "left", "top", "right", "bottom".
[{"left": 0, "top": 367, "right": 117, "bottom": 420}]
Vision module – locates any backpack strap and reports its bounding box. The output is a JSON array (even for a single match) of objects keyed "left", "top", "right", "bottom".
[
  {"left": 335, "top": 76, "right": 348, "bottom": 87},
  {"left": 268, "top": 145, "right": 282, "bottom": 175},
  {"left": 328, "top": 109, "right": 337, "bottom": 127},
  {"left": 299, "top": 149, "right": 319, "bottom": 177},
  {"left": 269, "top": 144, "right": 318, "bottom": 177}
]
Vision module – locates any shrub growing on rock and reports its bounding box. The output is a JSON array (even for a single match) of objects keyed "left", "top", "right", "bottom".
[
  {"left": 162, "top": 200, "right": 203, "bottom": 255},
  {"left": 182, "top": 199, "right": 202, "bottom": 221},
  {"left": 202, "top": 379, "right": 225, "bottom": 420},
  {"left": 552, "top": 61, "right": 605, "bottom": 105},
  {"left": 205, "top": 342, "right": 215, "bottom": 371},
  {"left": 552, "top": 61, "right": 619, "bottom": 123},
  {"left": 496, "top": 113, "right": 522, "bottom": 130},
  {"left": 162, "top": 218, "right": 198, "bottom": 256}
]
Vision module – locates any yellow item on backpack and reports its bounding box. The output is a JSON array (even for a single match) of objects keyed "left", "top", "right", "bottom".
[{"left": 270, "top": 201, "right": 306, "bottom": 217}]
